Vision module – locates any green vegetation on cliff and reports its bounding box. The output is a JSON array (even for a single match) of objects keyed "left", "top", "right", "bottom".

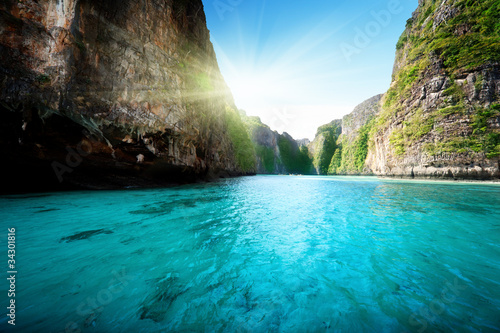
[
  {"left": 242, "top": 114, "right": 313, "bottom": 174},
  {"left": 385, "top": 0, "right": 500, "bottom": 113},
  {"left": 395, "top": 0, "right": 500, "bottom": 72},
  {"left": 387, "top": 108, "right": 435, "bottom": 156},
  {"left": 472, "top": 105, "right": 500, "bottom": 158},
  {"left": 311, "top": 121, "right": 341, "bottom": 175},
  {"left": 280, "top": 1, "right": 499, "bottom": 179},
  {"left": 297, "top": 146, "right": 314, "bottom": 174},
  {"left": 255, "top": 144, "right": 275, "bottom": 173},
  {"left": 378, "top": 0, "right": 500, "bottom": 162},
  {"left": 328, "top": 119, "right": 374, "bottom": 174},
  {"left": 224, "top": 107, "right": 257, "bottom": 172},
  {"left": 428, "top": 0, "right": 500, "bottom": 70},
  {"left": 241, "top": 114, "right": 278, "bottom": 174},
  {"left": 278, "top": 137, "right": 313, "bottom": 174},
  {"left": 422, "top": 104, "right": 500, "bottom": 158}
]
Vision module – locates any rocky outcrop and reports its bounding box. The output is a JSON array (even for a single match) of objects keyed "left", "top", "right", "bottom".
[
  {"left": 296, "top": 138, "right": 310, "bottom": 147},
  {"left": 367, "top": 0, "right": 500, "bottom": 180},
  {"left": 244, "top": 115, "right": 312, "bottom": 174},
  {"left": 342, "top": 95, "right": 382, "bottom": 137},
  {"left": 308, "top": 120, "right": 342, "bottom": 175},
  {"left": 314, "top": 1, "right": 499, "bottom": 180},
  {"left": 329, "top": 95, "right": 382, "bottom": 175},
  {"left": 0, "top": 0, "right": 253, "bottom": 193},
  {"left": 306, "top": 95, "right": 381, "bottom": 176},
  {"left": 245, "top": 116, "right": 286, "bottom": 174}
]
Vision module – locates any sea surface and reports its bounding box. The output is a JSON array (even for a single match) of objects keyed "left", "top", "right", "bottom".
[{"left": 1, "top": 175, "right": 499, "bottom": 332}]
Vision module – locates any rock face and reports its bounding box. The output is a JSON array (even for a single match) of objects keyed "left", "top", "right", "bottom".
[
  {"left": 296, "top": 138, "right": 310, "bottom": 147},
  {"left": 342, "top": 95, "right": 382, "bottom": 137},
  {"left": 0, "top": 0, "right": 252, "bottom": 193},
  {"left": 245, "top": 115, "right": 312, "bottom": 174},
  {"left": 308, "top": 119, "right": 342, "bottom": 175},
  {"left": 367, "top": 0, "right": 500, "bottom": 180},
  {"left": 329, "top": 95, "right": 382, "bottom": 175},
  {"left": 246, "top": 116, "right": 286, "bottom": 174}
]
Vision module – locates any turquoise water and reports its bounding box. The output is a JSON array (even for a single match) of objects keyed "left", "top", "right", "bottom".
[{"left": 1, "top": 175, "right": 499, "bottom": 332}]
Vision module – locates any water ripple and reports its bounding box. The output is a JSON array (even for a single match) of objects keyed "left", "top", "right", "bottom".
[{"left": 0, "top": 176, "right": 499, "bottom": 332}]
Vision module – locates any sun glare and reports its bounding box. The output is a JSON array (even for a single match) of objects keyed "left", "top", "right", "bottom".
[{"left": 227, "top": 70, "right": 289, "bottom": 109}]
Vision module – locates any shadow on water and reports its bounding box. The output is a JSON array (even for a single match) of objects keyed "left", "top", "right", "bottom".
[
  {"left": 2, "top": 193, "right": 54, "bottom": 200},
  {"left": 59, "top": 229, "right": 114, "bottom": 243},
  {"left": 35, "top": 208, "right": 61, "bottom": 213},
  {"left": 128, "top": 194, "right": 227, "bottom": 216},
  {"left": 129, "top": 202, "right": 176, "bottom": 216}
]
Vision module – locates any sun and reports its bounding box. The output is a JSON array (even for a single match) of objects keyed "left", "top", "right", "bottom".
[{"left": 224, "top": 67, "right": 298, "bottom": 113}]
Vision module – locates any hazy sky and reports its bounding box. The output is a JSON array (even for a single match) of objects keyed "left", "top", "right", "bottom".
[{"left": 202, "top": 0, "right": 418, "bottom": 140}]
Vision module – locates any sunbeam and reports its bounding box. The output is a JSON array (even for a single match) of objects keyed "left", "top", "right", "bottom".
[{"left": 205, "top": 0, "right": 416, "bottom": 139}]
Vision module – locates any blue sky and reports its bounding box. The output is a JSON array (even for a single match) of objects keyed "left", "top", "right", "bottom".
[{"left": 202, "top": 0, "right": 418, "bottom": 140}]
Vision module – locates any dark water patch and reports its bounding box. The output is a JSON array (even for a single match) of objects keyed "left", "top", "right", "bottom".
[
  {"left": 60, "top": 229, "right": 113, "bottom": 243},
  {"left": 35, "top": 208, "right": 61, "bottom": 213},
  {"left": 129, "top": 197, "right": 200, "bottom": 215},
  {"left": 447, "top": 203, "right": 489, "bottom": 215},
  {"left": 188, "top": 217, "right": 227, "bottom": 233},
  {"left": 61, "top": 288, "right": 81, "bottom": 298},
  {"left": 120, "top": 237, "right": 136, "bottom": 245},
  {"left": 139, "top": 276, "right": 189, "bottom": 322},
  {"left": 4, "top": 193, "right": 54, "bottom": 200},
  {"left": 129, "top": 201, "right": 176, "bottom": 215},
  {"left": 197, "top": 195, "right": 226, "bottom": 203},
  {"left": 128, "top": 220, "right": 144, "bottom": 226},
  {"left": 129, "top": 206, "right": 173, "bottom": 215},
  {"left": 132, "top": 248, "right": 145, "bottom": 255},
  {"left": 235, "top": 286, "right": 256, "bottom": 312},
  {"left": 84, "top": 312, "right": 101, "bottom": 329},
  {"left": 206, "top": 281, "right": 224, "bottom": 292},
  {"left": 176, "top": 199, "right": 197, "bottom": 208}
]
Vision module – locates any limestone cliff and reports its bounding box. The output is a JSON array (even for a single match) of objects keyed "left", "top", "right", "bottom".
[
  {"left": 329, "top": 95, "right": 382, "bottom": 175},
  {"left": 308, "top": 95, "right": 381, "bottom": 176},
  {"left": 0, "top": 0, "right": 255, "bottom": 193},
  {"left": 368, "top": 0, "right": 500, "bottom": 180},
  {"left": 296, "top": 138, "right": 311, "bottom": 147},
  {"left": 308, "top": 120, "right": 341, "bottom": 175},
  {"left": 245, "top": 115, "right": 286, "bottom": 174},
  {"left": 244, "top": 115, "right": 312, "bottom": 174}
]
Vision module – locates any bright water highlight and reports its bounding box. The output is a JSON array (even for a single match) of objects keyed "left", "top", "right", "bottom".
[{"left": 1, "top": 176, "right": 499, "bottom": 332}]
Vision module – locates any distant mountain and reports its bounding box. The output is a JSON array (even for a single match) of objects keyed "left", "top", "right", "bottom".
[{"left": 243, "top": 115, "right": 313, "bottom": 174}]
